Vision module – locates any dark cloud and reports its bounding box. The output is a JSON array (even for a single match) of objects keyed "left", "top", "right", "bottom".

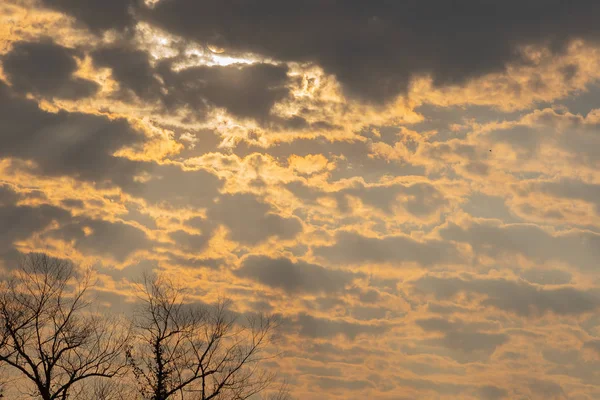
[
  {"left": 0, "top": 82, "right": 143, "bottom": 186},
  {"left": 291, "top": 313, "right": 390, "bottom": 340},
  {"left": 128, "top": 165, "right": 221, "bottom": 209},
  {"left": 414, "top": 275, "right": 600, "bottom": 316},
  {"left": 160, "top": 62, "right": 290, "bottom": 121},
  {"left": 235, "top": 255, "right": 358, "bottom": 294},
  {"left": 96, "top": 259, "right": 157, "bottom": 283},
  {"left": 247, "top": 137, "right": 424, "bottom": 184},
  {"left": 342, "top": 182, "right": 447, "bottom": 215},
  {"left": 394, "top": 377, "right": 468, "bottom": 397},
  {"left": 520, "top": 268, "right": 572, "bottom": 285},
  {"left": 486, "top": 109, "right": 600, "bottom": 167},
  {"left": 477, "top": 385, "right": 509, "bottom": 400},
  {"left": 207, "top": 193, "right": 302, "bottom": 245},
  {"left": 163, "top": 254, "right": 223, "bottom": 270},
  {"left": 314, "top": 230, "right": 459, "bottom": 266},
  {"left": 542, "top": 346, "right": 600, "bottom": 385},
  {"left": 169, "top": 230, "right": 211, "bottom": 252},
  {"left": 358, "top": 289, "right": 381, "bottom": 304},
  {"left": 462, "top": 193, "right": 521, "bottom": 223},
  {"left": 91, "top": 45, "right": 290, "bottom": 121},
  {"left": 584, "top": 340, "right": 600, "bottom": 356},
  {"left": 145, "top": 0, "right": 600, "bottom": 103},
  {"left": 533, "top": 179, "right": 600, "bottom": 214},
  {"left": 416, "top": 317, "right": 508, "bottom": 356},
  {"left": 2, "top": 40, "right": 99, "bottom": 99},
  {"left": 40, "top": 0, "right": 136, "bottom": 32},
  {"left": 295, "top": 364, "right": 342, "bottom": 378},
  {"left": 315, "top": 377, "right": 374, "bottom": 391},
  {"left": 289, "top": 180, "right": 447, "bottom": 216},
  {"left": 440, "top": 221, "right": 600, "bottom": 271},
  {"left": 350, "top": 305, "right": 390, "bottom": 321},
  {"left": 91, "top": 46, "right": 163, "bottom": 102},
  {"left": 45, "top": 218, "right": 151, "bottom": 261},
  {"left": 0, "top": 186, "right": 148, "bottom": 267},
  {"left": 0, "top": 185, "right": 70, "bottom": 259},
  {"left": 527, "top": 379, "right": 567, "bottom": 399}
]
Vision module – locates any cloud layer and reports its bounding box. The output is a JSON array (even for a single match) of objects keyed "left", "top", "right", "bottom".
[{"left": 2, "top": 1, "right": 600, "bottom": 398}]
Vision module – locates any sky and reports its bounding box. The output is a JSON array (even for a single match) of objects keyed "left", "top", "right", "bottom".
[{"left": 1, "top": 0, "right": 600, "bottom": 398}]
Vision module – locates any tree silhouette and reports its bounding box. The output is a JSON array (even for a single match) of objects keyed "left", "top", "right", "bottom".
[
  {"left": 0, "top": 253, "right": 130, "bottom": 400},
  {"left": 126, "top": 273, "right": 283, "bottom": 400}
]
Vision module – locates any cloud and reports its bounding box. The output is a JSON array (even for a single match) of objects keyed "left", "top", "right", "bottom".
[
  {"left": 527, "top": 379, "right": 567, "bottom": 399},
  {"left": 92, "top": 45, "right": 291, "bottom": 121},
  {"left": 160, "top": 62, "right": 291, "bottom": 121},
  {"left": 145, "top": 0, "right": 600, "bottom": 103},
  {"left": 520, "top": 268, "right": 572, "bottom": 285},
  {"left": 480, "top": 108, "right": 600, "bottom": 168},
  {"left": 2, "top": 40, "right": 99, "bottom": 99},
  {"left": 91, "top": 46, "right": 163, "bottom": 102},
  {"left": 416, "top": 317, "right": 508, "bottom": 357},
  {"left": 129, "top": 164, "right": 222, "bottom": 208},
  {"left": 314, "top": 230, "right": 460, "bottom": 266},
  {"left": 235, "top": 255, "right": 359, "bottom": 294},
  {"left": 315, "top": 377, "right": 374, "bottom": 391},
  {"left": 207, "top": 193, "right": 302, "bottom": 245},
  {"left": 289, "top": 179, "right": 447, "bottom": 217},
  {"left": 413, "top": 275, "right": 600, "bottom": 316},
  {"left": 531, "top": 179, "right": 600, "bottom": 214},
  {"left": 440, "top": 220, "right": 600, "bottom": 271},
  {"left": 45, "top": 217, "right": 151, "bottom": 261},
  {"left": 477, "top": 385, "right": 509, "bottom": 400},
  {"left": 0, "top": 184, "right": 70, "bottom": 259},
  {"left": 342, "top": 181, "right": 448, "bottom": 216},
  {"left": 291, "top": 313, "right": 390, "bottom": 340},
  {"left": 0, "top": 82, "right": 144, "bottom": 186},
  {"left": 40, "top": 0, "right": 136, "bottom": 32}
]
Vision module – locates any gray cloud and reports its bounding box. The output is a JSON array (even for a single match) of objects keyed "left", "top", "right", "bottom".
[
  {"left": 207, "top": 193, "right": 302, "bottom": 245},
  {"left": 144, "top": 0, "right": 600, "bottom": 103},
  {"left": 527, "top": 379, "right": 567, "bottom": 399},
  {"left": 289, "top": 180, "right": 447, "bottom": 216},
  {"left": 520, "top": 268, "right": 572, "bottom": 285},
  {"left": 342, "top": 181, "right": 447, "bottom": 215},
  {"left": 0, "top": 185, "right": 149, "bottom": 263},
  {"left": 91, "top": 46, "right": 163, "bottom": 102},
  {"left": 91, "top": 46, "right": 290, "bottom": 121},
  {"left": 45, "top": 218, "right": 151, "bottom": 261},
  {"left": 584, "top": 340, "right": 600, "bottom": 355},
  {"left": 0, "top": 82, "right": 143, "bottom": 186},
  {"left": 486, "top": 109, "right": 600, "bottom": 167},
  {"left": 414, "top": 275, "right": 600, "bottom": 316},
  {"left": 291, "top": 313, "right": 390, "bottom": 340},
  {"left": 394, "top": 377, "right": 469, "bottom": 397},
  {"left": 40, "top": 0, "right": 136, "bottom": 33},
  {"left": 127, "top": 164, "right": 222, "bottom": 208},
  {"left": 235, "top": 255, "right": 358, "bottom": 294},
  {"left": 314, "top": 230, "right": 460, "bottom": 266},
  {"left": 532, "top": 179, "right": 600, "bottom": 214},
  {"left": 440, "top": 220, "right": 600, "bottom": 271},
  {"left": 33, "top": 1, "right": 600, "bottom": 105},
  {"left": 417, "top": 317, "right": 508, "bottom": 357},
  {"left": 169, "top": 230, "right": 211, "bottom": 252},
  {"left": 160, "top": 62, "right": 290, "bottom": 121},
  {"left": 477, "top": 385, "right": 509, "bottom": 400},
  {"left": 315, "top": 377, "right": 374, "bottom": 391},
  {"left": 0, "top": 185, "right": 70, "bottom": 259},
  {"left": 2, "top": 40, "right": 99, "bottom": 100}
]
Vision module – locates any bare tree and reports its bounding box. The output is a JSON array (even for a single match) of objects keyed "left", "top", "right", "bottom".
[
  {"left": 0, "top": 253, "right": 130, "bottom": 400},
  {"left": 127, "top": 274, "right": 283, "bottom": 400}
]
